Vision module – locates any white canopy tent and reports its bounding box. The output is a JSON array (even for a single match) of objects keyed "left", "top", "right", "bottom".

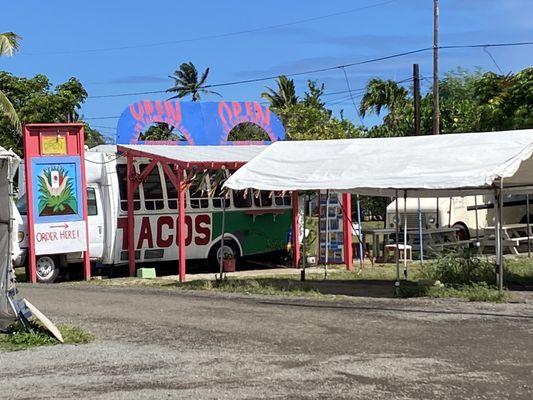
[
  {"left": 0, "top": 146, "right": 21, "bottom": 329},
  {"left": 224, "top": 129, "right": 533, "bottom": 291},
  {"left": 225, "top": 129, "right": 533, "bottom": 196}
]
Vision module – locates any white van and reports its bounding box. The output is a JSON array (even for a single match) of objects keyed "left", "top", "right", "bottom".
[
  {"left": 16, "top": 145, "right": 293, "bottom": 282},
  {"left": 385, "top": 195, "right": 532, "bottom": 240}
]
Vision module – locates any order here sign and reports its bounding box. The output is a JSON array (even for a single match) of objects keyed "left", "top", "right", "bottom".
[{"left": 23, "top": 124, "right": 91, "bottom": 282}]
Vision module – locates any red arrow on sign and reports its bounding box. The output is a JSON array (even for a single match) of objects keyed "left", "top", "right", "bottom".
[{"left": 50, "top": 223, "right": 69, "bottom": 229}]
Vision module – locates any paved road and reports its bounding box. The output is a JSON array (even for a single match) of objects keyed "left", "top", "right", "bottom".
[{"left": 1, "top": 283, "right": 532, "bottom": 399}]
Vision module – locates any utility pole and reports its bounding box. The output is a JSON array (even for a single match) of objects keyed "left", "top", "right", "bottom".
[
  {"left": 413, "top": 63, "right": 421, "bottom": 136},
  {"left": 433, "top": 0, "right": 440, "bottom": 135}
]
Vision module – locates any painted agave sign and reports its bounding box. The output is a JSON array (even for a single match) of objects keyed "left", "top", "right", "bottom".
[{"left": 37, "top": 165, "right": 78, "bottom": 216}]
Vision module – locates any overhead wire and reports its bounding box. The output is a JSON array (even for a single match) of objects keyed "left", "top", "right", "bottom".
[
  {"left": 21, "top": 0, "right": 398, "bottom": 56},
  {"left": 85, "top": 41, "right": 533, "bottom": 99}
]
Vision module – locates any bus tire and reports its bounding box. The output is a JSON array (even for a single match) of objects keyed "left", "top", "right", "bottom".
[
  {"left": 36, "top": 255, "right": 60, "bottom": 283},
  {"left": 208, "top": 240, "right": 240, "bottom": 271},
  {"left": 452, "top": 222, "right": 470, "bottom": 241}
]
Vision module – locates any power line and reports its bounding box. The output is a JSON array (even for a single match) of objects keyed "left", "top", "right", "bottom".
[
  {"left": 22, "top": 0, "right": 397, "bottom": 56},
  {"left": 86, "top": 41, "right": 533, "bottom": 99}
]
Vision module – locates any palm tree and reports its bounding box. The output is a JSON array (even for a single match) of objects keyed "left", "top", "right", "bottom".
[
  {"left": 0, "top": 32, "right": 21, "bottom": 132},
  {"left": 166, "top": 62, "right": 220, "bottom": 101},
  {"left": 359, "top": 78, "right": 408, "bottom": 118},
  {"left": 261, "top": 75, "right": 298, "bottom": 110}
]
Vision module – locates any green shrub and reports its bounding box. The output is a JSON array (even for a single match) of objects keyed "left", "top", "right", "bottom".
[
  {"left": 422, "top": 249, "right": 497, "bottom": 285},
  {"left": 0, "top": 321, "right": 94, "bottom": 351}
]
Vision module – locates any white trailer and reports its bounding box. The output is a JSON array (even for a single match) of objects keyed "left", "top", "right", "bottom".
[{"left": 385, "top": 195, "right": 532, "bottom": 240}]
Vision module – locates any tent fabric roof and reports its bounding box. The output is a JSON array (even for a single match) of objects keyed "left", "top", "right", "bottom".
[
  {"left": 116, "top": 144, "right": 268, "bottom": 166},
  {"left": 224, "top": 129, "right": 533, "bottom": 197}
]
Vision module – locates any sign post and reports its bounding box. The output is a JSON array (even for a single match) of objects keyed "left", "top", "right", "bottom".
[{"left": 23, "top": 123, "right": 90, "bottom": 283}]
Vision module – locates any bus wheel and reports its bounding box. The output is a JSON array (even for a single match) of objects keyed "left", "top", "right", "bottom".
[
  {"left": 453, "top": 223, "right": 470, "bottom": 241},
  {"left": 208, "top": 240, "right": 240, "bottom": 271},
  {"left": 36, "top": 255, "right": 60, "bottom": 283}
]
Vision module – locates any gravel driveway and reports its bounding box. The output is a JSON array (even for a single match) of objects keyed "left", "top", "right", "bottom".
[{"left": 1, "top": 283, "right": 532, "bottom": 399}]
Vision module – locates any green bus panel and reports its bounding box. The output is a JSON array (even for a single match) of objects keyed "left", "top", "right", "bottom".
[{"left": 211, "top": 209, "right": 292, "bottom": 256}]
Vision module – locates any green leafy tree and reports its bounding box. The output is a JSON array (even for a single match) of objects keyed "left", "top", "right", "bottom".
[
  {"left": 0, "top": 72, "right": 105, "bottom": 154},
  {"left": 227, "top": 122, "right": 271, "bottom": 141},
  {"left": 138, "top": 122, "right": 185, "bottom": 141},
  {"left": 166, "top": 62, "right": 220, "bottom": 101},
  {"left": 0, "top": 32, "right": 21, "bottom": 134}
]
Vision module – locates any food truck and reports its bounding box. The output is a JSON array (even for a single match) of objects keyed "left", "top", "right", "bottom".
[{"left": 16, "top": 145, "right": 293, "bottom": 282}]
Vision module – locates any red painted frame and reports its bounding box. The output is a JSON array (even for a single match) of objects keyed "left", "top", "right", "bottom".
[
  {"left": 23, "top": 123, "right": 91, "bottom": 283},
  {"left": 118, "top": 145, "right": 257, "bottom": 282}
]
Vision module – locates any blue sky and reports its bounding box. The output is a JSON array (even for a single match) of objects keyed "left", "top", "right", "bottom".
[{"left": 2, "top": 0, "right": 532, "bottom": 140}]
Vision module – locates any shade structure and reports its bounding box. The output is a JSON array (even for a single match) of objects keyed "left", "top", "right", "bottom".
[
  {"left": 116, "top": 144, "right": 269, "bottom": 168},
  {"left": 0, "top": 146, "right": 20, "bottom": 329},
  {"left": 224, "top": 129, "right": 533, "bottom": 196}
]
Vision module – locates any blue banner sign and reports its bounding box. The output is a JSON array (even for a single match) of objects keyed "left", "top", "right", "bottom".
[{"left": 116, "top": 100, "right": 285, "bottom": 145}]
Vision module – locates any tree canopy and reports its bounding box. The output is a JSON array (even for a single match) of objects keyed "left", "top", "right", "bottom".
[
  {"left": 361, "top": 67, "right": 533, "bottom": 137},
  {"left": 166, "top": 62, "right": 220, "bottom": 101},
  {"left": 0, "top": 72, "right": 105, "bottom": 154}
]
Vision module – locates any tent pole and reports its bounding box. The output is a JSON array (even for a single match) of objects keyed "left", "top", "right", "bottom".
[
  {"left": 219, "top": 196, "right": 226, "bottom": 281},
  {"left": 493, "top": 186, "right": 502, "bottom": 291},
  {"left": 395, "top": 190, "right": 400, "bottom": 295},
  {"left": 324, "top": 190, "right": 330, "bottom": 279},
  {"left": 418, "top": 198, "right": 424, "bottom": 266},
  {"left": 292, "top": 191, "right": 300, "bottom": 268},
  {"left": 301, "top": 194, "right": 307, "bottom": 281},
  {"left": 403, "top": 191, "right": 408, "bottom": 278},
  {"left": 527, "top": 194, "right": 531, "bottom": 258},
  {"left": 474, "top": 196, "right": 480, "bottom": 245},
  {"left": 498, "top": 180, "right": 504, "bottom": 292},
  {"left": 448, "top": 197, "right": 452, "bottom": 227},
  {"left": 356, "top": 194, "right": 363, "bottom": 270}
]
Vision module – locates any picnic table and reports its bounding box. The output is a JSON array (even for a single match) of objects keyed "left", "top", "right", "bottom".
[
  {"left": 362, "top": 226, "right": 463, "bottom": 262},
  {"left": 481, "top": 223, "right": 533, "bottom": 255}
]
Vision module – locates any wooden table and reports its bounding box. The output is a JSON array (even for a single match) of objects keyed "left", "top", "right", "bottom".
[
  {"left": 481, "top": 223, "right": 533, "bottom": 255},
  {"left": 363, "top": 227, "right": 461, "bottom": 262}
]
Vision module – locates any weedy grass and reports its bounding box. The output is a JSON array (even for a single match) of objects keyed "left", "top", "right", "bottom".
[
  {"left": 398, "top": 282, "right": 508, "bottom": 302},
  {"left": 0, "top": 321, "right": 94, "bottom": 352}
]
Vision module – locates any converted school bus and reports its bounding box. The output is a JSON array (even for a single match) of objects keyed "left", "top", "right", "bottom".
[{"left": 17, "top": 145, "right": 293, "bottom": 282}]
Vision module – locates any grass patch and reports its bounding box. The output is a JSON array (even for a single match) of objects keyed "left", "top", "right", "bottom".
[
  {"left": 399, "top": 282, "right": 508, "bottom": 302},
  {"left": 182, "top": 277, "right": 322, "bottom": 298},
  {"left": 0, "top": 321, "right": 94, "bottom": 352}
]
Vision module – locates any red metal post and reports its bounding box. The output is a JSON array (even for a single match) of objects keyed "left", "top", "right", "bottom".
[
  {"left": 78, "top": 125, "right": 91, "bottom": 280},
  {"left": 342, "top": 193, "right": 353, "bottom": 271},
  {"left": 127, "top": 155, "right": 136, "bottom": 277},
  {"left": 177, "top": 166, "right": 186, "bottom": 282},
  {"left": 23, "top": 127, "right": 37, "bottom": 283},
  {"left": 292, "top": 191, "right": 300, "bottom": 267}
]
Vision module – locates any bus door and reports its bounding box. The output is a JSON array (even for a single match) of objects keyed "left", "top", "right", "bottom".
[{"left": 87, "top": 185, "right": 104, "bottom": 259}]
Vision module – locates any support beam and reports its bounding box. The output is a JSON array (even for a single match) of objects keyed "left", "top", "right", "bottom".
[
  {"left": 342, "top": 193, "right": 354, "bottom": 271},
  {"left": 126, "top": 155, "right": 136, "bottom": 277},
  {"left": 292, "top": 191, "right": 300, "bottom": 267},
  {"left": 177, "top": 166, "right": 186, "bottom": 282}
]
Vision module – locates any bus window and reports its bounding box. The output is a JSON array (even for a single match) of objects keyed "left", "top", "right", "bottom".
[
  {"left": 233, "top": 190, "right": 252, "bottom": 208},
  {"left": 274, "top": 192, "right": 291, "bottom": 207},
  {"left": 87, "top": 187, "right": 98, "bottom": 216},
  {"left": 208, "top": 170, "right": 230, "bottom": 208},
  {"left": 16, "top": 194, "right": 27, "bottom": 215},
  {"left": 164, "top": 171, "right": 178, "bottom": 210},
  {"left": 188, "top": 174, "right": 209, "bottom": 209},
  {"left": 253, "top": 191, "right": 273, "bottom": 207},
  {"left": 116, "top": 164, "right": 140, "bottom": 211},
  {"left": 140, "top": 163, "right": 164, "bottom": 210}
]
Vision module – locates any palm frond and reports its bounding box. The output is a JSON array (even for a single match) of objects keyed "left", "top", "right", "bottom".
[
  {"left": 0, "top": 90, "right": 21, "bottom": 134},
  {"left": 0, "top": 32, "right": 21, "bottom": 57}
]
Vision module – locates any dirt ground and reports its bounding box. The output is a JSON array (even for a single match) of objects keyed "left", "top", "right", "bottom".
[{"left": 1, "top": 283, "right": 532, "bottom": 400}]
